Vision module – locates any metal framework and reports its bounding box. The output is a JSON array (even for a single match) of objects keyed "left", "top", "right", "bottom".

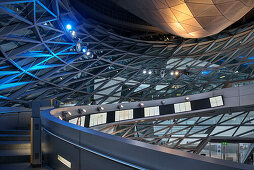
[
  {"left": 0, "top": 0, "right": 254, "bottom": 107},
  {"left": 95, "top": 110, "right": 254, "bottom": 153}
]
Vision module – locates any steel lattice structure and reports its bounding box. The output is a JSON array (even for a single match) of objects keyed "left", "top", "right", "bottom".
[
  {"left": 95, "top": 110, "right": 254, "bottom": 153},
  {"left": 0, "top": 0, "right": 254, "bottom": 107}
]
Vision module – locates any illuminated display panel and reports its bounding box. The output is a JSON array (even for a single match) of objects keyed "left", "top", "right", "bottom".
[
  {"left": 210, "top": 96, "right": 224, "bottom": 108},
  {"left": 89, "top": 113, "right": 107, "bottom": 127},
  {"left": 69, "top": 118, "right": 78, "bottom": 125},
  {"left": 69, "top": 116, "right": 85, "bottom": 126},
  {"left": 115, "top": 109, "right": 133, "bottom": 121},
  {"left": 144, "top": 106, "right": 160, "bottom": 117},
  {"left": 174, "top": 102, "right": 191, "bottom": 113}
]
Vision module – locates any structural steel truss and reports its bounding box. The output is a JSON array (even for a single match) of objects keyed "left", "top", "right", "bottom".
[
  {"left": 0, "top": 0, "right": 254, "bottom": 106},
  {"left": 96, "top": 110, "right": 254, "bottom": 153}
]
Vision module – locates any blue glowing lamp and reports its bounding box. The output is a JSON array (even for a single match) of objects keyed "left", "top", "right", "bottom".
[
  {"left": 82, "top": 47, "right": 87, "bottom": 53},
  {"left": 66, "top": 24, "right": 72, "bottom": 30}
]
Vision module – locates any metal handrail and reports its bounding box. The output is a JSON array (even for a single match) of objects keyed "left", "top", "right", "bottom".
[{"left": 42, "top": 127, "right": 147, "bottom": 170}]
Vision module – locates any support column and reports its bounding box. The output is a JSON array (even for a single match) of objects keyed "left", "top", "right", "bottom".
[
  {"left": 209, "top": 142, "right": 211, "bottom": 157},
  {"left": 30, "top": 101, "right": 42, "bottom": 166},
  {"left": 238, "top": 143, "right": 241, "bottom": 163}
]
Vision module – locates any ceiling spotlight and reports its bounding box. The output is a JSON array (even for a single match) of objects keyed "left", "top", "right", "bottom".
[
  {"left": 76, "top": 42, "right": 81, "bottom": 52},
  {"left": 86, "top": 51, "right": 91, "bottom": 55},
  {"left": 82, "top": 47, "right": 87, "bottom": 53},
  {"left": 98, "top": 106, "right": 104, "bottom": 111},
  {"left": 58, "top": 116, "right": 63, "bottom": 120},
  {"left": 148, "top": 70, "right": 152, "bottom": 74},
  {"left": 71, "top": 31, "right": 76, "bottom": 37},
  {"left": 79, "top": 108, "right": 86, "bottom": 114},
  {"left": 66, "top": 24, "right": 72, "bottom": 30},
  {"left": 235, "top": 71, "right": 239, "bottom": 73},
  {"left": 61, "top": 111, "right": 68, "bottom": 119},
  {"left": 170, "top": 71, "right": 174, "bottom": 76},
  {"left": 183, "top": 69, "right": 190, "bottom": 75},
  {"left": 118, "top": 104, "right": 124, "bottom": 109},
  {"left": 139, "top": 103, "right": 144, "bottom": 107},
  {"left": 185, "top": 96, "right": 190, "bottom": 101},
  {"left": 161, "top": 100, "right": 166, "bottom": 105},
  {"left": 67, "top": 111, "right": 72, "bottom": 115},
  {"left": 143, "top": 69, "right": 147, "bottom": 74},
  {"left": 174, "top": 70, "right": 180, "bottom": 76}
]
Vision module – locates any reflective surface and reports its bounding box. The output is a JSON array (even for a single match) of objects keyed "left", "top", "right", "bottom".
[
  {"left": 0, "top": 0, "right": 254, "bottom": 107},
  {"left": 113, "top": 0, "right": 254, "bottom": 38}
]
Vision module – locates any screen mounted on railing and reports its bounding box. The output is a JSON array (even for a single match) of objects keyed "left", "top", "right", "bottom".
[{"left": 77, "top": 96, "right": 224, "bottom": 127}]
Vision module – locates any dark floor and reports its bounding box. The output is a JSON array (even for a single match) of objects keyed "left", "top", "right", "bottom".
[{"left": 0, "top": 163, "right": 52, "bottom": 170}]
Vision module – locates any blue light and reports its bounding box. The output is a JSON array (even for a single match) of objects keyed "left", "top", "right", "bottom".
[
  {"left": 202, "top": 70, "right": 212, "bottom": 75},
  {"left": 66, "top": 24, "right": 72, "bottom": 30},
  {"left": 82, "top": 47, "right": 87, "bottom": 53}
]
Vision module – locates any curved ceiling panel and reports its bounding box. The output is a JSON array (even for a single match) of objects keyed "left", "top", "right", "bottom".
[{"left": 113, "top": 0, "right": 254, "bottom": 38}]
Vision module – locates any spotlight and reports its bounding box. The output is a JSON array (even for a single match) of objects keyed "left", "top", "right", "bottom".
[
  {"left": 170, "top": 71, "right": 174, "bottom": 76},
  {"left": 58, "top": 116, "right": 63, "bottom": 120},
  {"left": 67, "top": 111, "right": 72, "bottom": 115},
  {"left": 76, "top": 41, "right": 81, "bottom": 52},
  {"left": 174, "top": 70, "right": 180, "bottom": 76},
  {"left": 71, "top": 31, "right": 76, "bottom": 38},
  {"left": 143, "top": 69, "right": 147, "bottom": 74},
  {"left": 183, "top": 69, "right": 190, "bottom": 75},
  {"left": 118, "top": 104, "right": 124, "bottom": 109},
  {"left": 61, "top": 111, "right": 68, "bottom": 119},
  {"left": 97, "top": 106, "right": 104, "bottom": 111},
  {"left": 78, "top": 108, "right": 86, "bottom": 114},
  {"left": 185, "top": 96, "right": 190, "bottom": 101},
  {"left": 66, "top": 24, "right": 72, "bottom": 30},
  {"left": 148, "top": 70, "right": 152, "bottom": 75},
  {"left": 161, "top": 100, "right": 166, "bottom": 104},
  {"left": 86, "top": 51, "right": 91, "bottom": 55},
  {"left": 139, "top": 103, "right": 144, "bottom": 107},
  {"left": 82, "top": 47, "right": 87, "bottom": 53}
]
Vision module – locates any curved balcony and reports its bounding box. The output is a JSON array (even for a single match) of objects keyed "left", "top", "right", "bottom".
[{"left": 40, "top": 84, "right": 254, "bottom": 169}]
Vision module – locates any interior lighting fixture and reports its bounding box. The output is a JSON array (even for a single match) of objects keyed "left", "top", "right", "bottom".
[
  {"left": 66, "top": 24, "right": 72, "bottom": 30},
  {"left": 71, "top": 31, "right": 76, "bottom": 37},
  {"left": 82, "top": 47, "right": 87, "bottom": 53},
  {"left": 174, "top": 70, "right": 180, "bottom": 76},
  {"left": 86, "top": 51, "right": 91, "bottom": 55},
  {"left": 98, "top": 106, "right": 104, "bottom": 111},
  {"left": 185, "top": 96, "right": 190, "bottom": 101},
  {"left": 118, "top": 105, "right": 124, "bottom": 109}
]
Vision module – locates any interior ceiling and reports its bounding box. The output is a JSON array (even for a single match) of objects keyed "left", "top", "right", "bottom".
[
  {"left": 112, "top": 0, "right": 254, "bottom": 38},
  {"left": 0, "top": 0, "right": 254, "bottom": 107}
]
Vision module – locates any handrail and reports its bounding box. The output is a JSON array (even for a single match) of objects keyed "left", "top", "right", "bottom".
[{"left": 42, "top": 127, "right": 147, "bottom": 170}]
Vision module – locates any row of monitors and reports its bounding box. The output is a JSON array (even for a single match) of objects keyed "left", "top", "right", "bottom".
[{"left": 82, "top": 96, "right": 224, "bottom": 127}]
